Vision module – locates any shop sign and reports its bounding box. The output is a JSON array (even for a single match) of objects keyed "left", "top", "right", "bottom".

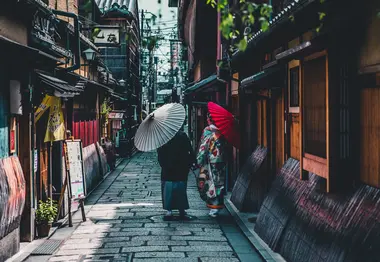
[
  {"left": 34, "top": 150, "right": 38, "bottom": 173},
  {"left": 10, "top": 131, "right": 15, "bottom": 153},
  {"left": 65, "top": 140, "right": 86, "bottom": 199},
  {"left": 31, "top": 14, "right": 73, "bottom": 59},
  {"left": 93, "top": 27, "right": 120, "bottom": 46}
]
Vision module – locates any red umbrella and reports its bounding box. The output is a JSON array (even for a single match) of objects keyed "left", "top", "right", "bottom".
[{"left": 208, "top": 102, "right": 240, "bottom": 148}]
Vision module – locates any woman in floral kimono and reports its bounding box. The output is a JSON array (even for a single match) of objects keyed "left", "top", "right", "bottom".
[{"left": 196, "top": 113, "right": 226, "bottom": 218}]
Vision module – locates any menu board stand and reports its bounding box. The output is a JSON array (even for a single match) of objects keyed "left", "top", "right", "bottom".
[{"left": 56, "top": 139, "right": 86, "bottom": 226}]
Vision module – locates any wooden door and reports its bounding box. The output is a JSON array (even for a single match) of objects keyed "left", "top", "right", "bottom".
[
  {"left": 36, "top": 114, "right": 49, "bottom": 201},
  {"left": 38, "top": 144, "right": 48, "bottom": 200},
  {"left": 287, "top": 60, "right": 301, "bottom": 161},
  {"left": 360, "top": 88, "right": 380, "bottom": 188},
  {"left": 256, "top": 99, "right": 268, "bottom": 147}
]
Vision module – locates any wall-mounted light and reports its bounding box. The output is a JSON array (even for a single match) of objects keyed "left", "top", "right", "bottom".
[
  {"left": 119, "top": 79, "right": 126, "bottom": 86},
  {"left": 83, "top": 48, "right": 96, "bottom": 62}
]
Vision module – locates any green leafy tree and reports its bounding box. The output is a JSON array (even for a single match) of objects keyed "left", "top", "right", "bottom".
[
  {"left": 206, "top": 0, "right": 328, "bottom": 52},
  {"left": 207, "top": 0, "right": 273, "bottom": 51}
]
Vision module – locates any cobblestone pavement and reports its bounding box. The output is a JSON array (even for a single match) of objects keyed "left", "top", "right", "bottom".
[{"left": 47, "top": 152, "right": 264, "bottom": 262}]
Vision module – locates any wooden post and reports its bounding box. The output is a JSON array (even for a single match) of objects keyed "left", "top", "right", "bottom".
[
  {"left": 63, "top": 141, "right": 73, "bottom": 227},
  {"left": 55, "top": 175, "right": 67, "bottom": 222},
  {"left": 80, "top": 199, "right": 86, "bottom": 222}
]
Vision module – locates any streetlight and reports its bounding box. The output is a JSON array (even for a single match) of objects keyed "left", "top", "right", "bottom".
[{"left": 83, "top": 48, "right": 96, "bottom": 62}]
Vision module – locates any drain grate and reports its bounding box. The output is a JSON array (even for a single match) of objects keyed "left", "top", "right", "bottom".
[{"left": 31, "top": 239, "right": 63, "bottom": 255}]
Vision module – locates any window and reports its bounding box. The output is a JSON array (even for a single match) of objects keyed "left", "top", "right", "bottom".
[
  {"left": 231, "top": 95, "right": 239, "bottom": 117},
  {"left": 303, "top": 55, "right": 327, "bottom": 159},
  {"left": 288, "top": 60, "right": 300, "bottom": 113},
  {"left": 289, "top": 67, "right": 299, "bottom": 107}
]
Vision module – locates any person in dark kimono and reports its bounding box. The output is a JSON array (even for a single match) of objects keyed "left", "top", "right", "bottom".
[
  {"left": 104, "top": 137, "right": 116, "bottom": 170},
  {"left": 157, "top": 126, "right": 196, "bottom": 220}
]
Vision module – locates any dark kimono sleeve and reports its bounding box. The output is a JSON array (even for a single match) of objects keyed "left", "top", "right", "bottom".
[
  {"left": 185, "top": 134, "right": 196, "bottom": 168},
  {"left": 157, "top": 147, "right": 168, "bottom": 169}
]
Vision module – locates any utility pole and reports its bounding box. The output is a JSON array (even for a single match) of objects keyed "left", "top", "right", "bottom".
[
  {"left": 148, "top": 51, "right": 153, "bottom": 111},
  {"left": 140, "top": 10, "right": 144, "bottom": 40},
  {"left": 140, "top": 10, "right": 145, "bottom": 114},
  {"left": 140, "top": 10, "right": 157, "bottom": 113},
  {"left": 169, "top": 40, "right": 174, "bottom": 87},
  {"left": 154, "top": 56, "right": 158, "bottom": 106}
]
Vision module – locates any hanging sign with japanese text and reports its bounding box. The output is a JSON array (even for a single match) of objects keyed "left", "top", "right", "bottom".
[
  {"left": 44, "top": 96, "right": 65, "bottom": 142},
  {"left": 93, "top": 27, "right": 120, "bottom": 46},
  {"left": 30, "top": 13, "right": 73, "bottom": 59}
]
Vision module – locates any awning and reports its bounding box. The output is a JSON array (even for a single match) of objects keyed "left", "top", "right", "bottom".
[
  {"left": 108, "top": 111, "right": 125, "bottom": 120},
  {"left": 241, "top": 66, "right": 281, "bottom": 89},
  {"left": 184, "top": 74, "right": 226, "bottom": 95},
  {"left": 36, "top": 72, "right": 84, "bottom": 97},
  {"left": 109, "top": 91, "right": 127, "bottom": 101},
  {"left": 87, "top": 80, "right": 114, "bottom": 93},
  {"left": 0, "top": 36, "right": 65, "bottom": 66},
  {"left": 0, "top": 35, "right": 39, "bottom": 57},
  {"left": 275, "top": 37, "right": 325, "bottom": 63},
  {"left": 276, "top": 41, "right": 312, "bottom": 61}
]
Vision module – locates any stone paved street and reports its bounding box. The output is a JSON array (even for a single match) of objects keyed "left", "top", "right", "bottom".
[{"left": 47, "top": 152, "right": 264, "bottom": 262}]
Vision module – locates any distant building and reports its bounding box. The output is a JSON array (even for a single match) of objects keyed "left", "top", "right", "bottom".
[{"left": 156, "top": 89, "right": 173, "bottom": 105}]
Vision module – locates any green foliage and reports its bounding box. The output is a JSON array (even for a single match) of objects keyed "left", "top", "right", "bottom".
[
  {"left": 83, "top": 0, "right": 92, "bottom": 12},
  {"left": 101, "top": 98, "right": 112, "bottom": 126},
  {"left": 237, "top": 38, "right": 247, "bottom": 51},
  {"left": 142, "top": 36, "right": 164, "bottom": 51},
  {"left": 92, "top": 28, "right": 101, "bottom": 40},
  {"left": 207, "top": 1, "right": 328, "bottom": 52},
  {"left": 35, "top": 198, "right": 58, "bottom": 224},
  {"left": 207, "top": 1, "right": 273, "bottom": 51}
]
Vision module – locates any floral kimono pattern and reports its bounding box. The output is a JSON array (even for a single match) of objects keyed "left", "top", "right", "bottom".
[{"left": 196, "top": 125, "right": 226, "bottom": 209}]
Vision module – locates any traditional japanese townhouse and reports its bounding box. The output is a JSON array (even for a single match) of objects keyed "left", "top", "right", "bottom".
[
  {"left": 0, "top": 0, "right": 72, "bottom": 259},
  {"left": 179, "top": 1, "right": 224, "bottom": 141},
  {"left": 179, "top": 0, "right": 239, "bottom": 191},
  {"left": 230, "top": 0, "right": 380, "bottom": 261},
  {"left": 30, "top": 0, "right": 98, "bottom": 223},
  {"left": 29, "top": 0, "right": 118, "bottom": 228},
  {"left": 93, "top": 0, "right": 142, "bottom": 157}
]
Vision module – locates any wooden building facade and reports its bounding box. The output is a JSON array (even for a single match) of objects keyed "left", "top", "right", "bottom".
[
  {"left": 231, "top": 0, "right": 380, "bottom": 261},
  {"left": 0, "top": 0, "right": 140, "bottom": 260},
  {"left": 93, "top": 0, "right": 142, "bottom": 157},
  {"left": 180, "top": 0, "right": 380, "bottom": 261},
  {"left": 179, "top": 0, "right": 239, "bottom": 190}
]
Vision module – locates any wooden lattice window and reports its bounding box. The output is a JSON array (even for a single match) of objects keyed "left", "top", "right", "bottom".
[
  {"left": 289, "top": 67, "right": 300, "bottom": 107},
  {"left": 303, "top": 55, "right": 327, "bottom": 159},
  {"left": 288, "top": 60, "right": 300, "bottom": 113}
]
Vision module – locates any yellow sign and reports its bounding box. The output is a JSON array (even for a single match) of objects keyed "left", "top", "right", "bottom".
[
  {"left": 44, "top": 97, "right": 65, "bottom": 142},
  {"left": 35, "top": 95, "right": 53, "bottom": 122}
]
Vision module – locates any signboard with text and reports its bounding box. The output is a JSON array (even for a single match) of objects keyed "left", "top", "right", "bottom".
[
  {"left": 30, "top": 13, "right": 73, "bottom": 59},
  {"left": 65, "top": 140, "right": 86, "bottom": 200},
  {"left": 93, "top": 27, "right": 120, "bottom": 46}
]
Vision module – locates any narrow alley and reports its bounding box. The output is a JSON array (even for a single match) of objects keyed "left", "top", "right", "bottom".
[{"left": 34, "top": 153, "right": 263, "bottom": 262}]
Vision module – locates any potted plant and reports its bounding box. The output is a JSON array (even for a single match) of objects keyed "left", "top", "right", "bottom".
[{"left": 35, "top": 198, "right": 58, "bottom": 237}]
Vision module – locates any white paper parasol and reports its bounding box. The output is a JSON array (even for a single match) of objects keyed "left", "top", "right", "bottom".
[{"left": 134, "top": 103, "right": 186, "bottom": 152}]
